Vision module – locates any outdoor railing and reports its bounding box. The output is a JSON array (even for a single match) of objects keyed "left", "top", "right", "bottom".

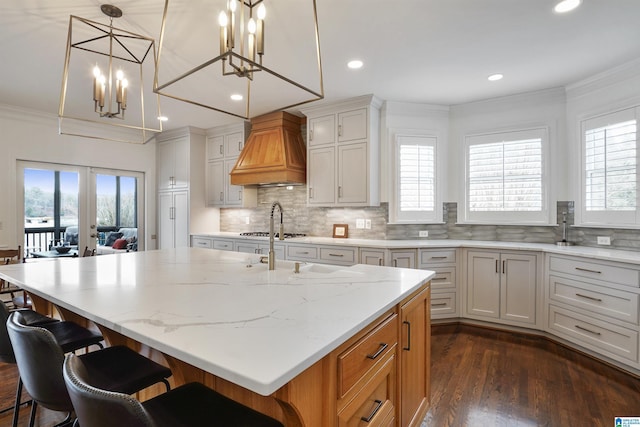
[{"left": 24, "top": 226, "right": 119, "bottom": 256}]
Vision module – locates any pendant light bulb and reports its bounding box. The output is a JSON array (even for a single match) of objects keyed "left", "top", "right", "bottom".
[
  {"left": 93, "top": 65, "right": 101, "bottom": 78},
  {"left": 218, "top": 11, "right": 228, "bottom": 27},
  {"left": 248, "top": 18, "right": 256, "bottom": 34},
  {"left": 257, "top": 4, "right": 266, "bottom": 19},
  {"left": 229, "top": 0, "right": 237, "bottom": 13}
]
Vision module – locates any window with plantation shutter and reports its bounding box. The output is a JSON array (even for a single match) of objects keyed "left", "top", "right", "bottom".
[
  {"left": 391, "top": 134, "right": 440, "bottom": 223},
  {"left": 580, "top": 107, "right": 639, "bottom": 226},
  {"left": 463, "top": 128, "right": 550, "bottom": 224}
]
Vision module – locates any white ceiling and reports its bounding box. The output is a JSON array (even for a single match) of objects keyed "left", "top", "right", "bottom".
[{"left": 2, "top": 0, "right": 640, "bottom": 132}]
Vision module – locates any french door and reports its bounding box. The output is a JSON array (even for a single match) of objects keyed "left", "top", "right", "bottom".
[{"left": 18, "top": 161, "right": 144, "bottom": 255}]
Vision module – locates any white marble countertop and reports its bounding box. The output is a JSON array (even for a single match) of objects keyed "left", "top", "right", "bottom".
[
  {"left": 193, "top": 232, "right": 640, "bottom": 265},
  {"left": 0, "top": 248, "right": 433, "bottom": 396}
]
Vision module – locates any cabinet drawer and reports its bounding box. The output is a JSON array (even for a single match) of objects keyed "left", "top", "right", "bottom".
[
  {"left": 320, "top": 247, "right": 357, "bottom": 265},
  {"left": 549, "top": 255, "right": 640, "bottom": 288},
  {"left": 287, "top": 245, "right": 318, "bottom": 261},
  {"left": 338, "top": 351, "right": 396, "bottom": 427},
  {"left": 419, "top": 249, "right": 456, "bottom": 266},
  {"left": 428, "top": 267, "right": 456, "bottom": 291},
  {"left": 548, "top": 305, "right": 639, "bottom": 363},
  {"left": 212, "top": 239, "right": 234, "bottom": 251},
  {"left": 338, "top": 314, "right": 398, "bottom": 397},
  {"left": 191, "top": 237, "right": 213, "bottom": 249},
  {"left": 431, "top": 292, "right": 456, "bottom": 317},
  {"left": 549, "top": 275, "right": 639, "bottom": 324}
]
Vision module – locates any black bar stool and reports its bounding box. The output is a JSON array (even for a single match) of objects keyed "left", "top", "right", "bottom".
[{"left": 7, "top": 311, "right": 172, "bottom": 427}]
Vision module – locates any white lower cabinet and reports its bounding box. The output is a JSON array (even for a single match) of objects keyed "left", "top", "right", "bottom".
[
  {"left": 360, "top": 248, "right": 386, "bottom": 266},
  {"left": 420, "top": 249, "right": 459, "bottom": 319},
  {"left": 390, "top": 250, "right": 416, "bottom": 269},
  {"left": 158, "top": 191, "right": 189, "bottom": 249},
  {"left": 465, "top": 249, "right": 539, "bottom": 327},
  {"left": 545, "top": 254, "right": 640, "bottom": 369},
  {"left": 235, "top": 240, "right": 285, "bottom": 260}
]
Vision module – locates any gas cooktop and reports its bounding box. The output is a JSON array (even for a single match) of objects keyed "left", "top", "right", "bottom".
[{"left": 240, "top": 232, "right": 306, "bottom": 239}]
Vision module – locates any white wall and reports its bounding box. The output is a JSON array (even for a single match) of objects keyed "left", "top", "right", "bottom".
[
  {"left": 380, "top": 101, "right": 450, "bottom": 203},
  {"left": 0, "top": 104, "right": 158, "bottom": 248},
  {"left": 566, "top": 58, "right": 640, "bottom": 212},
  {"left": 448, "top": 87, "right": 567, "bottom": 206}
]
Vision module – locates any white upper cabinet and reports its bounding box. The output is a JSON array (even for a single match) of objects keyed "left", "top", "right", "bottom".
[
  {"left": 205, "top": 122, "right": 256, "bottom": 208},
  {"left": 301, "top": 95, "right": 381, "bottom": 207},
  {"left": 157, "top": 135, "right": 190, "bottom": 190}
]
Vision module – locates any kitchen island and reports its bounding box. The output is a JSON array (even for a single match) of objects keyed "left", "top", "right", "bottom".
[{"left": 0, "top": 247, "right": 433, "bottom": 426}]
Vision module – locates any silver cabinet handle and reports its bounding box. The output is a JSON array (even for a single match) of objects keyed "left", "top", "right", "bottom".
[
  {"left": 575, "top": 324, "right": 601, "bottom": 336},
  {"left": 238, "top": 141, "right": 242, "bottom": 152},
  {"left": 220, "top": 191, "right": 224, "bottom": 201},
  {"left": 328, "top": 253, "right": 344, "bottom": 257},
  {"left": 575, "top": 267, "right": 602, "bottom": 274},
  {"left": 338, "top": 186, "right": 342, "bottom": 198},
  {"left": 219, "top": 145, "right": 223, "bottom": 154},
  {"left": 432, "top": 302, "right": 448, "bottom": 307},
  {"left": 378, "top": 258, "right": 383, "bottom": 266},
  {"left": 430, "top": 256, "right": 447, "bottom": 260},
  {"left": 394, "top": 259, "right": 398, "bottom": 267},
  {"left": 309, "top": 187, "right": 313, "bottom": 199},
  {"left": 338, "top": 124, "right": 343, "bottom": 137},
  {"left": 575, "top": 293, "right": 603, "bottom": 302},
  {"left": 310, "top": 129, "right": 314, "bottom": 141}
]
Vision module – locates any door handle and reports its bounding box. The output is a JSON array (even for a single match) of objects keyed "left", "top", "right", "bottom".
[{"left": 403, "top": 320, "right": 411, "bottom": 351}]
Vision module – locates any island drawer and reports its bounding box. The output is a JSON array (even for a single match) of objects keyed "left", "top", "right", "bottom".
[
  {"left": 548, "top": 255, "right": 640, "bottom": 288},
  {"left": 319, "top": 247, "right": 357, "bottom": 265},
  {"left": 338, "top": 313, "right": 398, "bottom": 397},
  {"left": 428, "top": 267, "right": 456, "bottom": 291},
  {"left": 287, "top": 245, "right": 318, "bottom": 261},
  {"left": 548, "top": 304, "right": 638, "bottom": 363},
  {"left": 212, "top": 239, "right": 234, "bottom": 250},
  {"left": 337, "top": 351, "right": 396, "bottom": 427},
  {"left": 419, "top": 249, "right": 457, "bottom": 266},
  {"left": 548, "top": 275, "right": 639, "bottom": 324}
]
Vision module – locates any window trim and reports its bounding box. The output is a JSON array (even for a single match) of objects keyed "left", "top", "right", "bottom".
[
  {"left": 461, "top": 126, "right": 552, "bottom": 225},
  {"left": 389, "top": 130, "right": 442, "bottom": 224},
  {"left": 576, "top": 106, "right": 640, "bottom": 228}
]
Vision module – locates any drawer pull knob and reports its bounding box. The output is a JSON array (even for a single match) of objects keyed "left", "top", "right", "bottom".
[
  {"left": 403, "top": 320, "right": 411, "bottom": 351},
  {"left": 361, "top": 399, "right": 383, "bottom": 423},
  {"left": 366, "top": 343, "right": 388, "bottom": 360},
  {"left": 575, "top": 324, "right": 601, "bottom": 336},
  {"left": 432, "top": 302, "right": 448, "bottom": 307},
  {"left": 575, "top": 267, "right": 602, "bottom": 274},
  {"left": 575, "top": 293, "right": 603, "bottom": 302},
  {"left": 328, "top": 253, "right": 344, "bottom": 257}
]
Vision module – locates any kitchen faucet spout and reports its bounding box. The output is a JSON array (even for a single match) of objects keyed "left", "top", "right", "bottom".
[{"left": 269, "top": 201, "right": 284, "bottom": 270}]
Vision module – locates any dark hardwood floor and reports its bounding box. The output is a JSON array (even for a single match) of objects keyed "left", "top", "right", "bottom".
[
  {"left": 1, "top": 323, "right": 639, "bottom": 426},
  {"left": 424, "top": 324, "right": 640, "bottom": 426}
]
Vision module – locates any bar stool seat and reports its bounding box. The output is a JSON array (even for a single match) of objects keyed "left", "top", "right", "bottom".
[
  {"left": 64, "top": 354, "right": 284, "bottom": 427},
  {"left": 37, "top": 320, "right": 104, "bottom": 353}
]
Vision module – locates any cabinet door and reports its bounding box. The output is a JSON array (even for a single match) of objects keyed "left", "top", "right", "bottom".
[
  {"left": 173, "top": 191, "right": 190, "bottom": 248},
  {"left": 206, "top": 135, "right": 224, "bottom": 161},
  {"left": 338, "top": 108, "right": 367, "bottom": 143},
  {"left": 236, "top": 242, "right": 259, "bottom": 254},
  {"left": 338, "top": 142, "right": 367, "bottom": 205},
  {"left": 400, "top": 287, "right": 430, "bottom": 427},
  {"left": 225, "top": 132, "right": 244, "bottom": 157},
  {"left": 500, "top": 253, "right": 537, "bottom": 325},
  {"left": 157, "top": 142, "right": 175, "bottom": 190},
  {"left": 308, "top": 114, "right": 335, "bottom": 147},
  {"left": 361, "top": 249, "right": 386, "bottom": 266},
  {"left": 258, "top": 244, "right": 285, "bottom": 259},
  {"left": 390, "top": 250, "right": 416, "bottom": 269},
  {"left": 172, "top": 137, "right": 190, "bottom": 189},
  {"left": 225, "top": 159, "right": 243, "bottom": 205},
  {"left": 466, "top": 251, "right": 500, "bottom": 319},
  {"left": 206, "top": 161, "right": 225, "bottom": 207},
  {"left": 308, "top": 146, "right": 336, "bottom": 205},
  {"left": 158, "top": 192, "right": 174, "bottom": 249}
]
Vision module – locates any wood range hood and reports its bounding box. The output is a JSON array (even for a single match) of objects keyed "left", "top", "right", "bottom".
[{"left": 230, "top": 111, "right": 306, "bottom": 186}]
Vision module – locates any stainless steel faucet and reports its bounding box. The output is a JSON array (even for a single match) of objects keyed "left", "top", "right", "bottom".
[{"left": 269, "top": 201, "right": 284, "bottom": 270}]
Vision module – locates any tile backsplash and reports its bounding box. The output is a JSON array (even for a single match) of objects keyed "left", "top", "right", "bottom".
[{"left": 219, "top": 187, "right": 640, "bottom": 251}]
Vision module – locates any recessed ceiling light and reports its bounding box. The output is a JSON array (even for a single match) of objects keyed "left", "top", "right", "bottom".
[
  {"left": 230, "top": 94, "right": 243, "bottom": 101},
  {"left": 488, "top": 73, "right": 504, "bottom": 82},
  {"left": 157, "top": 116, "right": 168, "bottom": 122},
  {"left": 554, "top": 0, "right": 581, "bottom": 13},
  {"left": 347, "top": 60, "right": 363, "bottom": 69}
]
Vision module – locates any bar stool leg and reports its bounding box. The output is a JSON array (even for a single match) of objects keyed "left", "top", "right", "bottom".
[{"left": 11, "top": 378, "right": 22, "bottom": 427}]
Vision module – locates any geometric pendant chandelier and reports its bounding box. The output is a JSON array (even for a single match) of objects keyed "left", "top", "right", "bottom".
[
  {"left": 154, "top": 0, "right": 324, "bottom": 120},
  {"left": 58, "top": 5, "right": 162, "bottom": 144}
]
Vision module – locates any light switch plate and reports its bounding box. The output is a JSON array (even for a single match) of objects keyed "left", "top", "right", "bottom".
[
  {"left": 356, "top": 219, "right": 365, "bottom": 229},
  {"left": 419, "top": 230, "right": 429, "bottom": 237},
  {"left": 365, "top": 219, "right": 371, "bottom": 229},
  {"left": 597, "top": 236, "right": 611, "bottom": 245}
]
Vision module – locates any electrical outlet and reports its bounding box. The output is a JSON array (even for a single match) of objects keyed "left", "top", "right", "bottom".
[
  {"left": 245, "top": 216, "right": 251, "bottom": 225},
  {"left": 419, "top": 230, "right": 429, "bottom": 237},
  {"left": 365, "top": 219, "right": 371, "bottom": 229},
  {"left": 356, "top": 219, "right": 365, "bottom": 229},
  {"left": 597, "top": 236, "right": 611, "bottom": 245}
]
